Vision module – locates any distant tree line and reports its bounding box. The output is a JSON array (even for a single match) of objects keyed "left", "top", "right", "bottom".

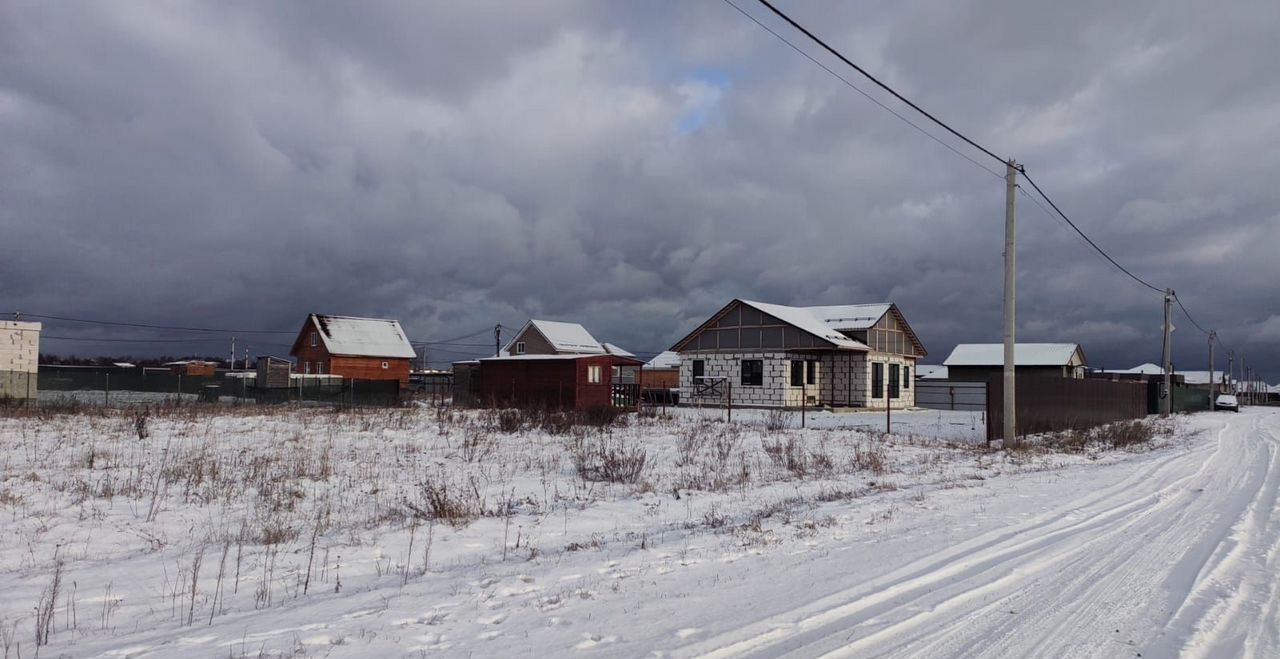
[{"left": 38, "top": 353, "right": 245, "bottom": 368}]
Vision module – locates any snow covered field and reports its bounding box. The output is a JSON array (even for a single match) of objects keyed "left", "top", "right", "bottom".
[{"left": 0, "top": 404, "right": 1275, "bottom": 657}]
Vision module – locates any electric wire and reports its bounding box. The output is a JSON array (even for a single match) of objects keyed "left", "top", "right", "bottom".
[
  {"left": 1017, "top": 169, "right": 1164, "bottom": 294},
  {"left": 751, "top": 0, "right": 1007, "bottom": 166},
  {"left": 6, "top": 312, "right": 294, "bottom": 334},
  {"left": 722, "top": 0, "right": 1003, "bottom": 181}
]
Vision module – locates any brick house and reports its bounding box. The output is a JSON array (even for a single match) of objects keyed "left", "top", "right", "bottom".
[
  {"left": 671, "top": 299, "right": 927, "bottom": 409},
  {"left": 290, "top": 314, "right": 416, "bottom": 386}
]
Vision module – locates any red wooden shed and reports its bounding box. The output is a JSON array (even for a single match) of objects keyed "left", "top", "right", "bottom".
[{"left": 478, "top": 354, "right": 618, "bottom": 410}]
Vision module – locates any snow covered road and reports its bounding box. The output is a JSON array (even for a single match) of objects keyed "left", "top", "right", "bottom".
[{"left": 683, "top": 408, "right": 1280, "bottom": 658}]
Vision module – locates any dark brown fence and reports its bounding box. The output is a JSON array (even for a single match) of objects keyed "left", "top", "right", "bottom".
[{"left": 987, "top": 376, "right": 1148, "bottom": 442}]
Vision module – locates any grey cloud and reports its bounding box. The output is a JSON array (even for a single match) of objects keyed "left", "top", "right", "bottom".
[{"left": 1, "top": 0, "right": 1277, "bottom": 375}]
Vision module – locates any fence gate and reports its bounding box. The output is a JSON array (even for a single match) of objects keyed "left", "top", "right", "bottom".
[{"left": 915, "top": 380, "right": 987, "bottom": 411}]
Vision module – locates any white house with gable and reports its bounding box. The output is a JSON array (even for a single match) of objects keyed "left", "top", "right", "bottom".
[{"left": 670, "top": 299, "right": 927, "bottom": 409}]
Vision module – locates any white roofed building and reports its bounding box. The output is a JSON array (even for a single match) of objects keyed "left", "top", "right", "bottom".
[
  {"left": 943, "top": 343, "right": 1087, "bottom": 382},
  {"left": 670, "top": 299, "right": 927, "bottom": 409}
]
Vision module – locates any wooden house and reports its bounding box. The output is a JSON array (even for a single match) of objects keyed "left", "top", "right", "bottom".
[
  {"left": 671, "top": 299, "right": 927, "bottom": 409},
  {"left": 290, "top": 314, "right": 416, "bottom": 386},
  {"left": 471, "top": 319, "right": 642, "bottom": 410}
]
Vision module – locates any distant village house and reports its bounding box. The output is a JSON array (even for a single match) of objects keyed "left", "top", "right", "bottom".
[{"left": 290, "top": 314, "right": 416, "bottom": 386}]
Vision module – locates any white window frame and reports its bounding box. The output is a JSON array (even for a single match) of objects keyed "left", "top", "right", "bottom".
[
  {"left": 516, "top": 341, "right": 526, "bottom": 355},
  {"left": 310, "top": 332, "right": 318, "bottom": 347},
  {"left": 587, "top": 364, "right": 602, "bottom": 384},
  {"left": 382, "top": 361, "right": 389, "bottom": 369}
]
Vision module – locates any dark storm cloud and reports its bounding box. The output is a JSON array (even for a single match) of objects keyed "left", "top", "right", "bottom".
[{"left": 2, "top": 1, "right": 1277, "bottom": 375}]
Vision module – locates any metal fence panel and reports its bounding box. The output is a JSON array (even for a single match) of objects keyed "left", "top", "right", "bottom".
[
  {"left": 987, "top": 376, "right": 1148, "bottom": 442},
  {"left": 916, "top": 380, "right": 987, "bottom": 411}
]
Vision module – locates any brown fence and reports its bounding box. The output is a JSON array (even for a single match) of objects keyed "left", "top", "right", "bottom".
[{"left": 987, "top": 376, "right": 1148, "bottom": 442}]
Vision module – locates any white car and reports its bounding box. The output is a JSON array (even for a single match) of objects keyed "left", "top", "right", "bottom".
[{"left": 1215, "top": 394, "right": 1240, "bottom": 412}]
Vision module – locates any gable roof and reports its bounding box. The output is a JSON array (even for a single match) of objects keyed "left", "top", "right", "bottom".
[
  {"left": 800, "top": 304, "right": 893, "bottom": 331},
  {"left": 740, "top": 300, "right": 869, "bottom": 350},
  {"left": 601, "top": 342, "right": 635, "bottom": 358},
  {"left": 506, "top": 319, "right": 605, "bottom": 354},
  {"left": 646, "top": 351, "right": 682, "bottom": 369},
  {"left": 944, "top": 343, "right": 1085, "bottom": 367},
  {"left": 671, "top": 298, "right": 927, "bottom": 356},
  {"left": 295, "top": 314, "right": 416, "bottom": 359}
]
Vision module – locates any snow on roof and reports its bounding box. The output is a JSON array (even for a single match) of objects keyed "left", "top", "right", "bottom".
[
  {"left": 740, "top": 300, "right": 870, "bottom": 351},
  {"left": 516, "top": 320, "right": 605, "bottom": 354},
  {"left": 1109, "top": 363, "right": 1164, "bottom": 375},
  {"left": 480, "top": 353, "right": 605, "bottom": 362},
  {"left": 916, "top": 365, "right": 948, "bottom": 379},
  {"left": 1175, "top": 370, "right": 1226, "bottom": 385},
  {"left": 801, "top": 303, "right": 893, "bottom": 331},
  {"left": 113, "top": 362, "right": 136, "bottom": 368},
  {"left": 646, "top": 351, "right": 682, "bottom": 369},
  {"left": 310, "top": 314, "right": 416, "bottom": 359},
  {"left": 943, "top": 343, "right": 1084, "bottom": 367},
  {"left": 601, "top": 342, "right": 635, "bottom": 358}
]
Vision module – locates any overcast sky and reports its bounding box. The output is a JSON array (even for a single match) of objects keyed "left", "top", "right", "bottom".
[{"left": 2, "top": 1, "right": 1277, "bottom": 376}]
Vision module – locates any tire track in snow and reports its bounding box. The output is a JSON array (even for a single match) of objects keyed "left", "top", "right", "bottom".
[{"left": 683, "top": 411, "right": 1280, "bottom": 659}]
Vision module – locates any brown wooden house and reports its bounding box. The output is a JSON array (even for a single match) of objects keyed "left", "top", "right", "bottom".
[
  {"left": 290, "top": 314, "right": 416, "bottom": 386},
  {"left": 468, "top": 319, "right": 641, "bottom": 410}
]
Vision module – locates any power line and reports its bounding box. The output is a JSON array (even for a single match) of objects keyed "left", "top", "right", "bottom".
[
  {"left": 8, "top": 312, "right": 294, "bottom": 334},
  {"left": 721, "top": 0, "right": 1002, "bottom": 181},
  {"left": 750, "top": 0, "right": 1007, "bottom": 166},
  {"left": 1018, "top": 169, "right": 1164, "bottom": 294},
  {"left": 1172, "top": 294, "right": 1210, "bottom": 336}
]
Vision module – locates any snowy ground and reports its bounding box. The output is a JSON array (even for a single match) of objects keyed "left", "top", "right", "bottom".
[{"left": 0, "top": 404, "right": 1275, "bottom": 657}]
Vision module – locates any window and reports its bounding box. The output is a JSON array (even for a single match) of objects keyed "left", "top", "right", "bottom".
[
  {"left": 515, "top": 341, "right": 525, "bottom": 355},
  {"left": 303, "top": 361, "right": 311, "bottom": 375},
  {"left": 806, "top": 360, "right": 818, "bottom": 385},
  {"left": 741, "top": 359, "right": 763, "bottom": 386},
  {"left": 317, "top": 362, "right": 324, "bottom": 375},
  {"left": 612, "top": 366, "right": 620, "bottom": 379},
  {"left": 310, "top": 332, "right": 318, "bottom": 347},
  {"left": 381, "top": 361, "right": 389, "bottom": 369},
  {"left": 791, "top": 360, "right": 805, "bottom": 387},
  {"left": 903, "top": 366, "right": 910, "bottom": 389},
  {"left": 889, "top": 364, "right": 901, "bottom": 399},
  {"left": 872, "top": 362, "right": 884, "bottom": 398},
  {"left": 692, "top": 359, "right": 705, "bottom": 382},
  {"left": 587, "top": 364, "right": 602, "bottom": 384}
]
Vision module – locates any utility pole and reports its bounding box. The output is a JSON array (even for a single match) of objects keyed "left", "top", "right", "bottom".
[
  {"left": 1228, "top": 350, "right": 1235, "bottom": 398},
  {"left": 1208, "top": 330, "right": 1216, "bottom": 401},
  {"left": 1002, "top": 159, "right": 1018, "bottom": 445},
  {"left": 494, "top": 325, "right": 502, "bottom": 358},
  {"left": 231, "top": 336, "right": 237, "bottom": 371},
  {"left": 1162, "top": 288, "right": 1174, "bottom": 417}
]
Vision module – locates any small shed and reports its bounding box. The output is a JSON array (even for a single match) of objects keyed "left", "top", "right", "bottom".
[
  {"left": 256, "top": 356, "right": 292, "bottom": 389},
  {"left": 477, "top": 354, "right": 615, "bottom": 410}
]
